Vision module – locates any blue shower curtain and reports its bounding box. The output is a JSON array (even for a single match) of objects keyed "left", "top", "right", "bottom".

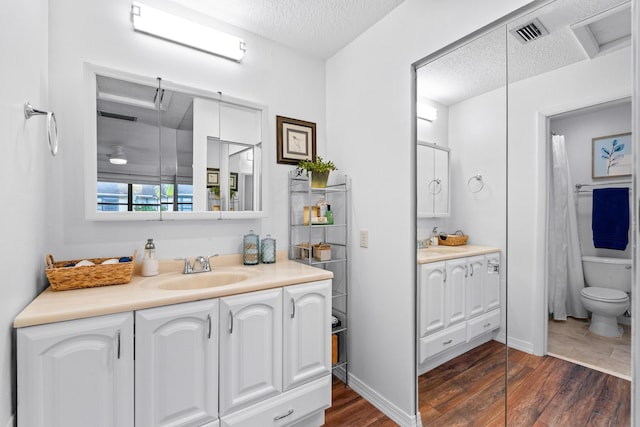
[{"left": 548, "top": 135, "right": 588, "bottom": 320}]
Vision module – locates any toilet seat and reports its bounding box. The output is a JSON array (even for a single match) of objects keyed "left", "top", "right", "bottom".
[{"left": 580, "top": 287, "right": 628, "bottom": 302}]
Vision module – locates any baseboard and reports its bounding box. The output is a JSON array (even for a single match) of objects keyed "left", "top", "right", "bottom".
[
  {"left": 346, "top": 372, "right": 420, "bottom": 426},
  {"left": 505, "top": 336, "right": 534, "bottom": 354}
]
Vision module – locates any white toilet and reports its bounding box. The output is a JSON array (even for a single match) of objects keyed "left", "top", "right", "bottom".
[{"left": 580, "top": 256, "right": 631, "bottom": 337}]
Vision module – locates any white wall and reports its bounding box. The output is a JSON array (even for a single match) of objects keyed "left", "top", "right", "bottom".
[
  {"left": 326, "top": 0, "right": 532, "bottom": 422},
  {"left": 507, "top": 47, "right": 631, "bottom": 353},
  {"left": 551, "top": 101, "right": 632, "bottom": 259},
  {"left": 0, "top": 1, "right": 49, "bottom": 425},
  {"left": 47, "top": 0, "right": 326, "bottom": 260}
]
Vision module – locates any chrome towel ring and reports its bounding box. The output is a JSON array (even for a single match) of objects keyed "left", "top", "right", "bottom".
[
  {"left": 24, "top": 102, "right": 58, "bottom": 156},
  {"left": 428, "top": 178, "right": 442, "bottom": 195},
  {"left": 467, "top": 174, "right": 484, "bottom": 193}
]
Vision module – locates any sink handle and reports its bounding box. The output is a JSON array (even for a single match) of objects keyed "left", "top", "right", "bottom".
[
  {"left": 175, "top": 257, "right": 192, "bottom": 274},
  {"left": 206, "top": 254, "right": 219, "bottom": 271}
]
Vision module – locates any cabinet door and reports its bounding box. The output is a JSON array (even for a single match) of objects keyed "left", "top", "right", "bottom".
[
  {"left": 17, "top": 313, "right": 134, "bottom": 427},
  {"left": 484, "top": 252, "right": 501, "bottom": 311},
  {"left": 283, "top": 280, "right": 332, "bottom": 391},
  {"left": 466, "top": 255, "right": 486, "bottom": 319},
  {"left": 433, "top": 147, "right": 450, "bottom": 217},
  {"left": 220, "top": 288, "right": 283, "bottom": 415},
  {"left": 136, "top": 300, "right": 219, "bottom": 426},
  {"left": 418, "top": 262, "right": 446, "bottom": 336},
  {"left": 446, "top": 258, "right": 467, "bottom": 326}
]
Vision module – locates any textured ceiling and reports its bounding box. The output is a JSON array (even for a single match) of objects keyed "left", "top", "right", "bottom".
[
  {"left": 175, "top": 0, "right": 405, "bottom": 59},
  {"left": 417, "top": 0, "right": 630, "bottom": 107}
]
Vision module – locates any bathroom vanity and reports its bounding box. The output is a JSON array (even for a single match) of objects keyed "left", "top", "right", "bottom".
[
  {"left": 417, "top": 245, "right": 501, "bottom": 375},
  {"left": 15, "top": 254, "right": 333, "bottom": 427}
]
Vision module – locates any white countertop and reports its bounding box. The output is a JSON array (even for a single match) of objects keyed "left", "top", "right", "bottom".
[
  {"left": 14, "top": 252, "right": 332, "bottom": 328},
  {"left": 417, "top": 245, "right": 500, "bottom": 264}
]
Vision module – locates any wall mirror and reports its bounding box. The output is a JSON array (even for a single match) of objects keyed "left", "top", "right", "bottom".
[
  {"left": 84, "top": 63, "right": 264, "bottom": 221},
  {"left": 417, "top": 142, "right": 450, "bottom": 218}
]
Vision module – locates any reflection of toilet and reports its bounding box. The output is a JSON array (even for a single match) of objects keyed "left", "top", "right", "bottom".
[{"left": 580, "top": 256, "right": 631, "bottom": 337}]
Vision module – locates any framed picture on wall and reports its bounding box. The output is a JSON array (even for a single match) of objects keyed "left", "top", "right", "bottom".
[
  {"left": 276, "top": 115, "right": 316, "bottom": 165},
  {"left": 206, "top": 168, "right": 220, "bottom": 187},
  {"left": 592, "top": 133, "right": 632, "bottom": 178},
  {"left": 230, "top": 172, "right": 238, "bottom": 191}
]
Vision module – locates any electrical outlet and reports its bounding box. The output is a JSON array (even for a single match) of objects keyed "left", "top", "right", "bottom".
[{"left": 360, "top": 230, "right": 368, "bottom": 248}]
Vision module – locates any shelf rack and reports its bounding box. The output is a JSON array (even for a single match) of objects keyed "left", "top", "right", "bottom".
[{"left": 288, "top": 170, "right": 350, "bottom": 385}]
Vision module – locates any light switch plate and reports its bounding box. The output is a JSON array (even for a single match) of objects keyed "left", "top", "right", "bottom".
[{"left": 360, "top": 230, "right": 368, "bottom": 248}]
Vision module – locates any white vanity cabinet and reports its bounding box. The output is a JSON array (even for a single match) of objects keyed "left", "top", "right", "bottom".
[
  {"left": 418, "top": 252, "right": 501, "bottom": 374},
  {"left": 17, "top": 312, "right": 134, "bottom": 427},
  {"left": 283, "top": 281, "right": 332, "bottom": 391},
  {"left": 219, "top": 288, "right": 283, "bottom": 415},
  {"left": 16, "top": 278, "right": 332, "bottom": 427},
  {"left": 135, "top": 300, "right": 219, "bottom": 427},
  {"left": 219, "top": 281, "right": 332, "bottom": 427}
]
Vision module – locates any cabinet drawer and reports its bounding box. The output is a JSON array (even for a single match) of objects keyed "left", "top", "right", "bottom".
[
  {"left": 467, "top": 309, "right": 500, "bottom": 341},
  {"left": 419, "top": 323, "right": 466, "bottom": 363},
  {"left": 220, "top": 375, "right": 331, "bottom": 427}
]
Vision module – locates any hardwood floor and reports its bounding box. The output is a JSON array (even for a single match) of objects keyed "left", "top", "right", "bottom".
[{"left": 325, "top": 341, "right": 631, "bottom": 426}]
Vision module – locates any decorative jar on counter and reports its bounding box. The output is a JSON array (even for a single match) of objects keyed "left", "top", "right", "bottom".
[
  {"left": 243, "top": 230, "right": 259, "bottom": 265},
  {"left": 261, "top": 234, "right": 276, "bottom": 264}
]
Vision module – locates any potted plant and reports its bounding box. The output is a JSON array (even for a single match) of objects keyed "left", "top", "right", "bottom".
[{"left": 297, "top": 156, "right": 337, "bottom": 188}]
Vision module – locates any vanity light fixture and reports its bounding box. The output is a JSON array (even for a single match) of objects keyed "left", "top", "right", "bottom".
[
  {"left": 417, "top": 104, "right": 438, "bottom": 122},
  {"left": 130, "top": 2, "right": 247, "bottom": 62},
  {"left": 109, "top": 146, "right": 128, "bottom": 165}
]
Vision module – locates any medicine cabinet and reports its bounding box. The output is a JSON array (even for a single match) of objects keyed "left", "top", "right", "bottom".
[
  {"left": 84, "top": 63, "right": 266, "bottom": 221},
  {"left": 417, "top": 141, "right": 450, "bottom": 218}
]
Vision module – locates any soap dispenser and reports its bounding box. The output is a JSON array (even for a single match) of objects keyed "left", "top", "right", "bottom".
[
  {"left": 142, "top": 238, "right": 159, "bottom": 277},
  {"left": 430, "top": 227, "right": 439, "bottom": 246}
]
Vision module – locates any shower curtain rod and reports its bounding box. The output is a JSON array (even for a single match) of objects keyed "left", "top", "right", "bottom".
[{"left": 575, "top": 181, "right": 631, "bottom": 192}]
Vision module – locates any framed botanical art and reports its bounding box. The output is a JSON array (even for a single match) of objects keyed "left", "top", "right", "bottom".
[
  {"left": 276, "top": 115, "right": 316, "bottom": 165},
  {"left": 592, "top": 133, "right": 631, "bottom": 178}
]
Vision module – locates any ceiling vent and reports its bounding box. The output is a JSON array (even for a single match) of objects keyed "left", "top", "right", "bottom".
[
  {"left": 99, "top": 111, "right": 138, "bottom": 121},
  {"left": 510, "top": 18, "right": 549, "bottom": 44}
]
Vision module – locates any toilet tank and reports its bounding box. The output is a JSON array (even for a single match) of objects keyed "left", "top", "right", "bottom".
[{"left": 581, "top": 256, "right": 632, "bottom": 292}]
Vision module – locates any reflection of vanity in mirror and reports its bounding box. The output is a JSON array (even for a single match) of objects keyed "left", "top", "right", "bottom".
[
  {"left": 85, "top": 64, "right": 264, "bottom": 220},
  {"left": 417, "top": 142, "right": 449, "bottom": 218}
]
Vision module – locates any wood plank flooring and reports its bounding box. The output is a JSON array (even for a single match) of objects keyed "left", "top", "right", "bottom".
[{"left": 324, "top": 341, "right": 631, "bottom": 426}]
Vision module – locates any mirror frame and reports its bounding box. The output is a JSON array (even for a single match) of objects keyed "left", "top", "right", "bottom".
[
  {"left": 83, "top": 62, "right": 267, "bottom": 221},
  {"left": 416, "top": 141, "right": 450, "bottom": 218}
]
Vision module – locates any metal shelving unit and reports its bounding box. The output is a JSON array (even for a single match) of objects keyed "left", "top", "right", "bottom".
[{"left": 288, "top": 170, "right": 350, "bottom": 384}]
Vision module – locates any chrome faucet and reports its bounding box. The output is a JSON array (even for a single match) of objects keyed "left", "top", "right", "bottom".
[{"left": 176, "top": 255, "right": 219, "bottom": 274}]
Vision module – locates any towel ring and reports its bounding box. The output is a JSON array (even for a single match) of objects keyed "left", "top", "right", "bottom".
[
  {"left": 467, "top": 174, "right": 484, "bottom": 193},
  {"left": 428, "top": 178, "right": 442, "bottom": 195},
  {"left": 24, "top": 102, "right": 58, "bottom": 156}
]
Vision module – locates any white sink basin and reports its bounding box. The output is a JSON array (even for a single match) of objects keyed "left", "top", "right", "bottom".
[{"left": 145, "top": 271, "right": 254, "bottom": 290}]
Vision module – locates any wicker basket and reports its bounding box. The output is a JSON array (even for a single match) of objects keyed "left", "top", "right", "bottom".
[
  {"left": 45, "top": 250, "right": 137, "bottom": 291},
  {"left": 438, "top": 232, "right": 468, "bottom": 246}
]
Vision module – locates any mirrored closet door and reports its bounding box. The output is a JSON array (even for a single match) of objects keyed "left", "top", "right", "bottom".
[{"left": 415, "top": 25, "right": 508, "bottom": 425}]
